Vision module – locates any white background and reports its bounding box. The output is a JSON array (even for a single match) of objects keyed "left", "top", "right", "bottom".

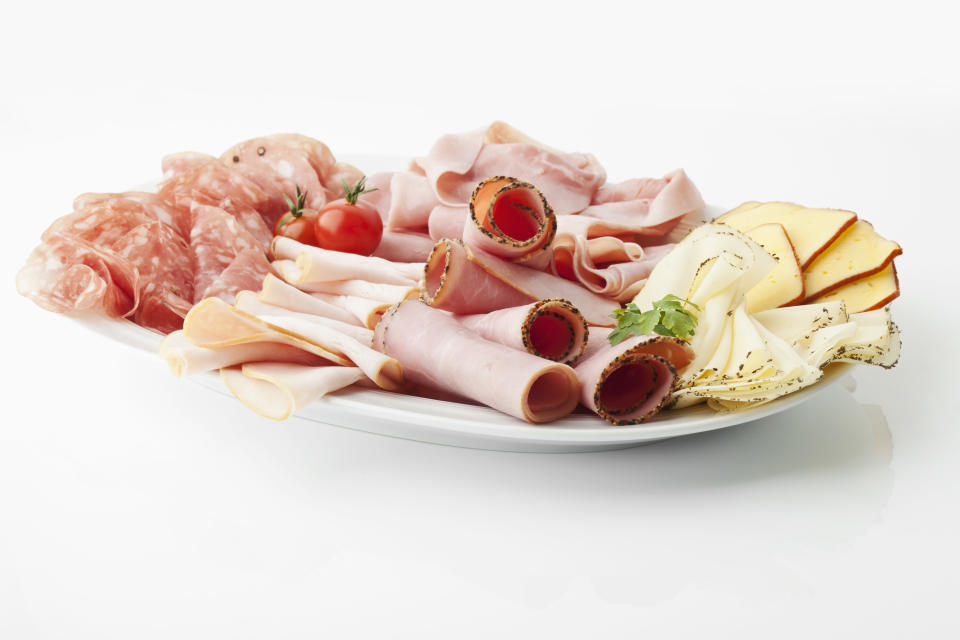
[{"left": 3, "top": 1, "right": 960, "bottom": 637}]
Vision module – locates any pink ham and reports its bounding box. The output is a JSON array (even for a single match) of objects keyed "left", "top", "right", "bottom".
[
  {"left": 551, "top": 236, "right": 675, "bottom": 302},
  {"left": 428, "top": 204, "right": 468, "bottom": 241},
  {"left": 160, "top": 330, "right": 332, "bottom": 377},
  {"left": 365, "top": 172, "right": 440, "bottom": 230},
  {"left": 462, "top": 176, "right": 556, "bottom": 268},
  {"left": 17, "top": 234, "right": 139, "bottom": 318},
  {"left": 578, "top": 169, "right": 705, "bottom": 238},
  {"left": 412, "top": 122, "right": 606, "bottom": 215},
  {"left": 256, "top": 274, "right": 363, "bottom": 326},
  {"left": 374, "top": 300, "right": 580, "bottom": 423},
  {"left": 112, "top": 221, "right": 194, "bottom": 333},
  {"left": 422, "top": 239, "right": 620, "bottom": 326},
  {"left": 189, "top": 205, "right": 266, "bottom": 302},
  {"left": 457, "top": 299, "right": 588, "bottom": 365},
  {"left": 271, "top": 236, "right": 422, "bottom": 286},
  {"left": 574, "top": 335, "right": 694, "bottom": 424},
  {"left": 372, "top": 230, "right": 436, "bottom": 263},
  {"left": 220, "top": 364, "right": 365, "bottom": 421}
]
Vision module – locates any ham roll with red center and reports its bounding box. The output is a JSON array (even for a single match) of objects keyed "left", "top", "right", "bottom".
[
  {"left": 374, "top": 300, "right": 581, "bottom": 423},
  {"left": 574, "top": 332, "right": 694, "bottom": 425},
  {"left": 463, "top": 176, "right": 556, "bottom": 268},
  {"left": 421, "top": 238, "right": 619, "bottom": 326},
  {"left": 457, "top": 299, "right": 588, "bottom": 365}
]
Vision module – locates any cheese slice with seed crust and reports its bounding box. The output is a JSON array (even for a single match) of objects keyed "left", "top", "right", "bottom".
[
  {"left": 715, "top": 202, "right": 857, "bottom": 268},
  {"left": 812, "top": 262, "right": 900, "bottom": 313},
  {"left": 802, "top": 220, "right": 902, "bottom": 300},
  {"left": 744, "top": 223, "right": 804, "bottom": 313}
]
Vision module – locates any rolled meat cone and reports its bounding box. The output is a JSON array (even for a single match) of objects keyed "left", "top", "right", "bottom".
[
  {"left": 463, "top": 176, "right": 556, "bottom": 268},
  {"left": 421, "top": 238, "right": 619, "bottom": 326},
  {"left": 574, "top": 335, "right": 695, "bottom": 425},
  {"left": 374, "top": 300, "right": 580, "bottom": 423},
  {"left": 457, "top": 299, "right": 588, "bottom": 365}
]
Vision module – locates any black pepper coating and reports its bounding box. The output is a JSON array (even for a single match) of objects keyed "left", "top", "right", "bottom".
[{"left": 467, "top": 176, "right": 556, "bottom": 264}]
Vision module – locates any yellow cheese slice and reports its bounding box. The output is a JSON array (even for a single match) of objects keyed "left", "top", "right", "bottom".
[
  {"left": 744, "top": 223, "right": 804, "bottom": 313},
  {"left": 802, "top": 221, "right": 902, "bottom": 300},
  {"left": 811, "top": 262, "right": 900, "bottom": 313},
  {"left": 715, "top": 202, "right": 857, "bottom": 268}
]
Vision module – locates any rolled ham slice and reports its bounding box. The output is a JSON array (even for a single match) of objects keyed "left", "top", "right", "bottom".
[
  {"left": 422, "top": 238, "right": 619, "bottom": 326},
  {"left": 374, "top": 300, "right": 580, "bottom": 423},
  {"left": 574, "top": 335, "right": 695, "bottom": 425},
  {"left": 159, "top": 330, "right": 330, "bottom": 377},
  {"left": 462, "top": 176, "right": 556, "bottom": 268},
  {"left": 221, "top": 364, "right": 365, "bottom": 421},
  {"left": 271, "top": 236, "right": 423, "bottom": 286},
  {"left": 458, "top": 299, "right": 588, "bottom": 365}
]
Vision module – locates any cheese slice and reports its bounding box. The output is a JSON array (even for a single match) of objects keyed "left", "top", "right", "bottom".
[
  {"left": 715, "top": 202, "right": 857, "bottom": 268},
  {"left": 811, "top": 262, "right": 900, "bottom": 313},
  {"left": 744, "top": 223, "right": 805, "bottom": 313},
  {"left": 802, "top": 220, "right": 902, "bottom": 300}
]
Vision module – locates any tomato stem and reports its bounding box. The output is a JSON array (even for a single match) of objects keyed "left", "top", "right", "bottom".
[{"left": 342, "top": 176, "right": 378, "bottom": 206}]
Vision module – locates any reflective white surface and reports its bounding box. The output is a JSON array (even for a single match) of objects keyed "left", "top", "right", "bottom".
[{"left": 3, "top": 2, "right": 960, "bottom": 636}]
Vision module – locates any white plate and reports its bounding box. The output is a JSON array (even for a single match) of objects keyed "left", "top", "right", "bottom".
[
  {"left": 70, "top": 294, "right": 853, "bottom": 454},
  {"left": 70, "top": 158, "right": 853, "bottom": 452}
]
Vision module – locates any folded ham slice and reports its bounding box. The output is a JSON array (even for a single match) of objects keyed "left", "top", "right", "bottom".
[
  {"left": 457, "top": 299, "right": 588, "bottom": 365},
  {"left": 422, "top": 238, "right": 619, "bottom": 326},
  {"left": 551, "top": 236, "right": 674, "bottom": 302},
  {"left": 412, "top": 122, "right": 606, "bottom": 216},
  {"left": 233, "top": 292, "right": 373, "bottom": 343},
  {"left": 221, "top": 364, "right": 365, "bottom": 421},
  {"left": 574, "top": 335, "right": 695, "bottom": 425},
  {"left": 159, "top": 330, "right": 331, "bottom": 377},
  {"left": 372, "top": 230, "right": 436, "bottom": 263},
  {"left": 365, "top": 172, "right": 440, "bottom": 230},
  {"left": 271, "top": 236, "right": 423, "bottom": 286},
  {"left": 257, "top": 274, "right": 362, "bottom": 326},
  {"left": 374, "top": 300, "right": 580, "bottom": 423},
  {"left": 462, "top": 176, "right": 556, "bottom": 268},
  {"left": 182, "top": 298, "right": 402, "bottom": 390}
]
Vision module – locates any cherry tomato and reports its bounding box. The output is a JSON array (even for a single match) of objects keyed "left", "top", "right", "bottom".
[
  {"left": 313, "top": 199, "right": 383, "bottom": 256},
  {"left": 274, "top": 212, "right": 318, "bottom": 245}
]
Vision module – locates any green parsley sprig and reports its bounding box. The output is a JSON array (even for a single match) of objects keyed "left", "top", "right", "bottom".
[{"left": 608, "top": 294, "right": 701, "bottom": 346}]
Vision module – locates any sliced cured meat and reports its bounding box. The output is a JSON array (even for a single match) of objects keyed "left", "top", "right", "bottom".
[
  {"left": 158, "top": 159, "right": 271, "bottom": 235},
  {"left": 428, "top": 204, "right": 468, "bottom": 241},
  {"left": 182, "top": 190, "right": 272, "bottom": 251},
  {"left": 462, "top": 176, "right": 556, "bottom": 268},
  {"left": 574, "top": 335, "right": 694, "bottom": 425},
  {"left": 44, "top": 198, "right": 160, "bottom": 248},
  {"left": 189, "top": 205, "right": 266, "bottom": 302},
  {"left": 219, "top": 134, "right": 359, "bottom": 229},
  {"left": 310, "top": 293, "right": 393, "bottom": 329},
  {"left": 457, "top": 299, "right": 588, "bottom": 365},
  {"left": 257, "top": 274, "right": 363, "bottom": 326},
  {"left": 365, "top": 172, "right": 440, "bottom": 230},
  {"left": 286, "top": 277, "right": 418, "bottom": 304},
  {"left": 421, "top": 239, "right": 535, "bottom": 314},
  {"left": 17, "top": 234, "right": 139, "bottom": 318},
  {"left": 422, "top": 239, "right": 619, "bottom": 325},
  {"left": 374, "top": 300, "right": 581, "bottom": 423},
  {"left": 183, "top": 298, "right": 402, "bottom": 390},
  {"left": 372, "top": 230, "right": 436, "bottom": 263},
  {"left": 579, "top": 170, "right": 705, "bottom": 236},
  {"left": 112, "top": 221, "right": 194, "bottom": 333},
  {"left": 412, "top": 122, "right": 606, "bottom": 215},
  {"left": 221, "top": 364, "right": 365, "bottom": 421},
  {"left": 551, "top": 236, "right": 674, "bottom": 302},
  {"left": 233, "top": 292, "right": 373, "bottom": 344},
  {"left": 200, "top": 247, "right": 271, "bottom": 303},
  {"left": 271, "top": 236, "right": 423, "bottom": 286},
  {"left": 161, "top": 152, "right": 217, "bottom": 179},
  {"left": 71, "top": 192, "right": 179, "bottom": 230},
  {"left": 159, "top": 330, "right": 332, "bottom": 377}
]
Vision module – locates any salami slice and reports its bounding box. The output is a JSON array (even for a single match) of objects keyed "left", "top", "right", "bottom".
[
  {"left": 189, "top": 205, "right": 266, "bottom": 302},
  {"left": 200, "top": 248, "right": 272, "bottom": 303},
  {"left": 17, "top": 233, "right": 139, "bottom": 318}
]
